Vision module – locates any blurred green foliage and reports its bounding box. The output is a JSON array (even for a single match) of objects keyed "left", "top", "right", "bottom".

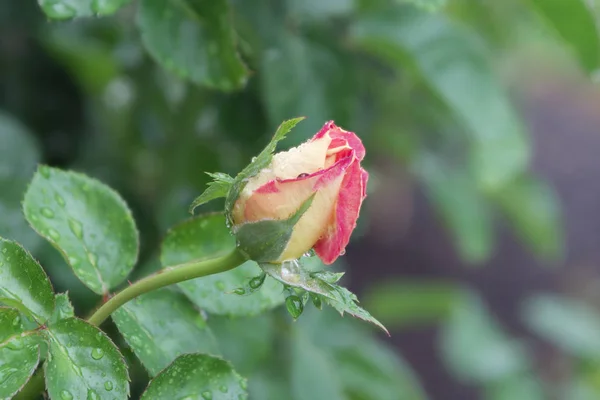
[{"left": 1, "top": 0, "right": 600, "bottom": 398}]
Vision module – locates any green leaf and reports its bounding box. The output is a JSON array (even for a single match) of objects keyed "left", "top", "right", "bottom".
[
  {"left": 260, "top": 31, "right": 332, "bottom": 143},
  {"left": 44, "top": 318, "right": 129, "bottom": 400},
  {"left": 363, "top": 279, "right": 462, "bottom": 329},
  {"left": 414, "top": 154, "right": 494, "bottom": 263},
  {"left": 209, "top": 314, "right": 274, "bottom": 375},
  {"left": 492, "top": 175, "right": 563, "bottom": 259},
  {"left": 141, "top": 354, "right": 248, "bottom": 400},
  {"left": 37, "top": 0, "right": 132, "bottom": 19},
  {"left": 485, "top": 374, "right": 545, "bottom": 400},
  {"left": 398, "top": 0, "right": 447, "bottom": 12},
  {"left": 0, "top": 112, "right": 41, "bottom": 251},
  {"left": 352, "top": 6, "right": 529, "bottom": 190},
  {"left": 0, "top": 238, "right": 55, "bottom": 324},
  {"left": 528, "top": 0, "right": 600, "bottom": 72},
  {"left": 298, "top": 309, "right": 428, "bottom": 400},
  {"left": 262, "top": 261, "right": 388, "bottom": 333},
  {"left": 224, "top": 117, "right": 305, "bottom": 218},
  {"left": 291, "top": 328, "right": 345, "bottom": 400},
  {"left": 0, "top": 307, "right": 42, "bottom": 399},
  {"left": 234, "top": 194, "right": 315, "bottom": 262},
  {"left": 23, "top": 166, "right": 139, "bottom": 295},
  {"left": 137, "top": 0, "right": 249, "bottom": 91},
  {"left": 440, "top": 293, "right": 531, "bottom": 383},
  {"left": 189, "top": 175, "right": 233, "bottom": 214},
  {"left": 161, "top": 214, "right": 284, "bottom": 316},
  {"left": 112, "top": 288, "right": 219, "bottom": 376},
  {"left": 50, "top": 293, "right": 75, "bottom": 325},
  {"left": 522, "top": 294, "right": 600, "bottom": 361}
]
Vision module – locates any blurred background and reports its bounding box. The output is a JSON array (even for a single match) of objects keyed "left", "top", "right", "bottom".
[{"left": 3, "top": 0, "right": 600, "bottom": 399}]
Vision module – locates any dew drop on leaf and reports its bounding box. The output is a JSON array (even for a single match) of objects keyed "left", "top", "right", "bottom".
[
  {"left": 60, "top": 390, "right": 73, "bottom": 400},
  {"left": 55, "top": 193, "right": 66, "bottom": 208},
  {"left": 285, "top": 295, "right": 304, "bottom": 319},
  {"left": 91, "top": 348, "right": 105, "bottom": 360},
  {"left": 104, "top": 381, "right": 113, "bottom": 391},
  {"left": 39, "top": 165, "right": 51, "bottom": 178},
  {"left": 68, "top": 218, "right": 84, "bottom": 239},
  {"left": 219, "top": 385, "right": 228, "bottom": 393},
  {"left": 201, "top": 392, "right": 213, "bottom": 400},
  {"left": 87, "top": 389, "right": 100, "bottom": 400},
  {"left": 215, "top": 281, "right": 225, "bottom": 291},
  {"left": 41, "top": 207, "right": 55, "bottom": 218},
  {"left": 48, "top": 228, "right": 61, "bottom": 240}
]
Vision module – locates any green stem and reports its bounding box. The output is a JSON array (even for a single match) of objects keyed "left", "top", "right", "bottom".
[
  {"left": 16, "top": 249, "right": 247, "bottom": 399},
  {"left": 88, "top": 249, "right": 247, "bottom": 326}
]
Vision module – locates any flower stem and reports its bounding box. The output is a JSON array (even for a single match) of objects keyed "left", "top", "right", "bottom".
[{"left": 88, "top": 249, "right": 247, "bottom": 326}]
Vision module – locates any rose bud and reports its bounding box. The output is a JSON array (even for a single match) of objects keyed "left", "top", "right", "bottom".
[{"left": 230, "top": 121, "right": 368, "bottom": 265}]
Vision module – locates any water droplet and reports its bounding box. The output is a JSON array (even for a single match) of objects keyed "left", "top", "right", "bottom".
[
  {"left": 68, "top": 219, "right": 83, "bottom": 239},
  {"left": 215, "top": 281, "right": 225, "bottom": 291},
  {"left": 41, "top": 207, "right": 55, "bottom": 218},
  {"left": 87, "top": 252, "right": 98, "bottom": 267},
  {"left": 39, "top": 166, "right": 51, "bottom": 178},
  {"left": 201, "top": 391, "right": 213, "bottom": 400},
  {"left": 48, "top": 228, "right": 61, "bottom": 240},
  {"left": 339, "top": 249, "right": 346, "bottom": 256},
  {"left": 87, "top": 389, "right": 100, "bottom": 400},
  {"left": 130, "top": 335, "right": 141, "bottom": 346},
  {"left": 60, "top": 390, "right": 73, "bottom": 400},
  {"left": 1, "top": 248, "right": 7, "bottom": 254},
  {"left": 30, "top": 214, "right": 39, "bottom": 222},
  {"left": 311, "top": 294, "right": 322, "bottom": 310},
  {"left": 104, "top": 381, "right": 113, "bottom": 391},
  {"left": 12, "top": 316, "right": 20, "bottom": 326},
  {"left": 238, "top": 395, "right": 246, "bottom": 400},
  {"left": 55, "top": 194, "right": 66, "bottom": 207},
  {"left": 239, "top": 378, "right": 248, "bottom": 390},
  {"left": 68, "top": 256, "right": 79, "bottom": 267},
  {"left": 249, "top": 275, "right": 265, "bottom": 290},
  {"left": 91, "top": 348, "right": 105, "bottom": 360},
  {"left": 285, "top": 295, "right": 304, "bottom": 319},
  {"left": 219, "top": 385, "right": 228, "bottom": 393},
  {"left": 233, "top": 288, "right": 245, "bottom": 295}
]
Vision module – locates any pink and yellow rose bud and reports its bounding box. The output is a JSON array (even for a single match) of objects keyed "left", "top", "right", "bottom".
[{"left": 230, "top": 121, "right": 368, "bottom": 265}]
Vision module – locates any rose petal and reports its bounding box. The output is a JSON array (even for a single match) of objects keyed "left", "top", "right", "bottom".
[
  {"left": 314, "top": 158, "right": 366, "bottom": 265},
  {"left": 313, "top": 121, "right": 366, "bottom": 161}
]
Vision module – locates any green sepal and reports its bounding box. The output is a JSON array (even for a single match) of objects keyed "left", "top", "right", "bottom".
[
  {"left": 189, "top": 172, "right": 234, "bottom": 214},
  {"left": 225, "top": 117, "right": 306, "bottom": 223},
  {"left": 234, "top": 193, "right": 314, "bottom": 263},
  {"left": 261, "top": 260, "right": 389, "bottom": 334}
]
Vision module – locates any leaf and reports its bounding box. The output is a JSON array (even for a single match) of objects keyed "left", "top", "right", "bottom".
[
  {"left": 291, "top": 328, "right": 346, "bottom": 400},
  {"left": 414, "top": 154, "right": 494, "bottom": 263},
  {"left": 209, "top": 314, "right": 274, "bottom": 374},
  {"left": 528, "top": 0, "right": 600, "bottom": 72},
  {"left": 44, "top": 318, "right": 129, "bottom": 400},
  {"left": 137, "top": 0, "right": 249, "bottom": 91},
  {"left": 112, "top": 288, "right": 219, "bottom": 376},
  {"left": 0, "top": 112, "right": 41, "bottom": 251},
  {"left": 260, "top": 31, "right": 332, "bottom": 143},
  {"left": 160, "top": 214, "right": 284, "bottom": 316},
  {"left": 522, "top": 294, "right": 600, "bottom": 361},
  {"left": 189, "top": 177, "right": 232, "bottom": 214},
  {"left": 141, "top": 354, "right": 248, "bottom": 400},
  {"left": 440, "top": 293, "right": 531, "bottom": 383},
  {"left": 224, "top": 117, "right": 306, "bottom": 218},
  {"left": 23, "top": 166, "right": 139, "bottom": 295},
  {"left": 298, "top": 308, "right": 428, "bottom": 400},
  {"left": 50, "top": 293, "right": 75, "bottom": 325},
  {"left": 362, "top": 279, "right": 462, "bottom": 329},
  {"left": 0, "top": 307, "right": 42, "bottom": 399},
  {"left": 234, "top": 194, "right": 315, "bottom": 262},
  {"left": 37, "top": 0, "right": 132, "bottom": 19},
  {"left": 262, "top": 261, "right": 388, "bottom": 333},
  {"left": 352, "top": 6, "right": 529, "bottom": 190},
  {"left": 0, "top": 238, "right": 55, "bottom": 324},
  {"left": 492, "top": 175, "right": 563, "bottom": 259}
]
